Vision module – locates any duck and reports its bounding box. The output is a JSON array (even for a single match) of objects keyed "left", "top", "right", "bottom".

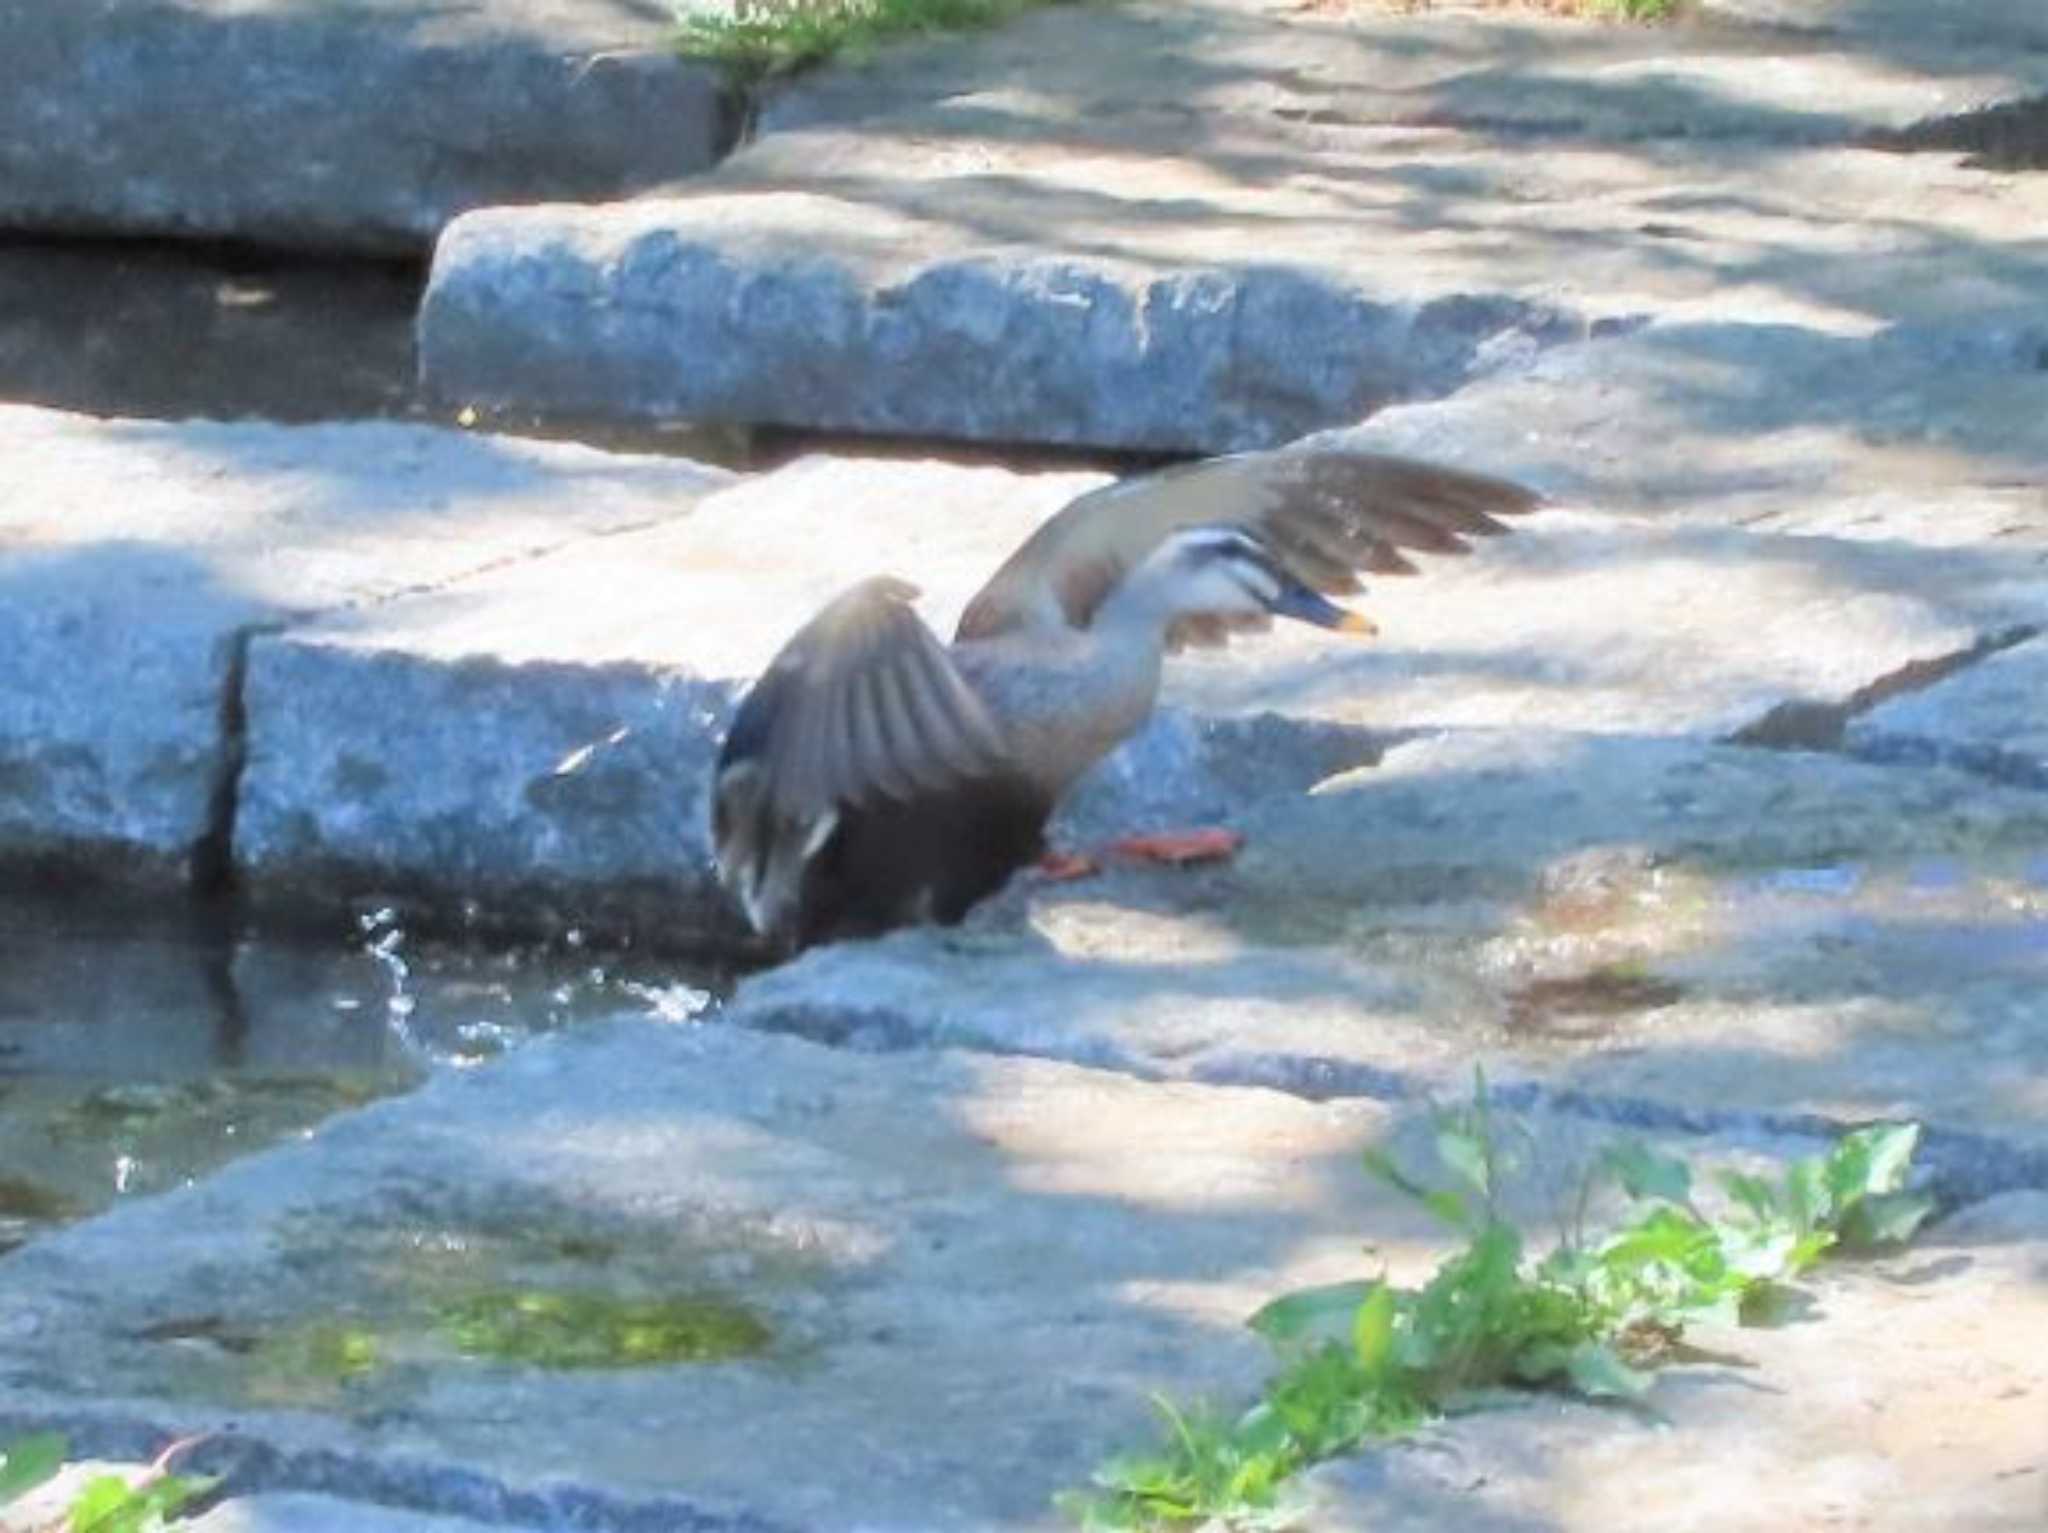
[{"left": 711, "top": 445, "right": 1540, "bottom": 953}]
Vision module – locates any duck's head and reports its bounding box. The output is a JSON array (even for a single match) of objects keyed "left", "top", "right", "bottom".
[{"left": 1145, "top": 526, "right": 1376, "bottom": 636}]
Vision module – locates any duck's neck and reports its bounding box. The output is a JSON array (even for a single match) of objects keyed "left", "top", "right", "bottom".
[
  {"left": 1092, "top": 558, "right": 1188, "bottom": 654},
  {"left": 957, "top": 594, "right": 1174, "bottom": 802}
]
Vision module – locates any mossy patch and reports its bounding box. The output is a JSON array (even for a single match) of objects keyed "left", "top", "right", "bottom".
[
  {"left": 242, "top": 1321, "right": 385, "bottom": 1407},
  {"left": 437, "top": 1288, "right": 772, "bottom": 1368}
]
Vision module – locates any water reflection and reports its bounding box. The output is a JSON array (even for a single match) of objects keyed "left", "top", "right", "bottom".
[{"left": 0, "top": 893, "right": 723, "bottom": 1249}]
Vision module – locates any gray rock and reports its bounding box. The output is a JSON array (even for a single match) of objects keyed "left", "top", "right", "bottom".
[
  {"left": 237, "top": 634, "right": 743, "bottom": 946},
  {"left": 0, "top": 0, "right": 728, "bottom": 252},
  {"left": 421, "top": 80, "right": 2048, "bottom": 450},
  {"left": 0, "top": 405, "right": 732, "bottom": 890},
  {"left": 417, "top": 0, "right": 2048, "bottom": 450},
  {"left": 419, "top": 184, "right": 1584, "bottom": 453},
  {"left": 0, "top": 1023, "right": 1400, "bottom": 1528},
  {"left": 1317, "top": 314, "right": 2048, "bottom": 510},
  {"left": 190, "top": 1496, "right": 518, "bottom": 1533},
  {"left": 0, "top": 1020, "right": 1964, "bottom": 1531},
  {"left": 762, "top": 0, "right": 2047, "bottom": 141},
  {"left": 1847, "top": 636, "right": 2048, "bottom": 790},
  {"left": 1699, "top": 0, "right": 2048, "bottom": 52},
  {"left": 731, "top": 731, "right": 2048, "bottom": 1177}
]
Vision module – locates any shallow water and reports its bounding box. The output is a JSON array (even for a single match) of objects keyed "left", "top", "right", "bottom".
[{"left": 0, "top": 893, "right": 723, "bottom": 1253}]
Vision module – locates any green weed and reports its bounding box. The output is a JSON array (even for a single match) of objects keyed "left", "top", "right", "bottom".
[
  {"left": 674, "top": 0, "right": 1066, "bottom": 83},
  {"left": 0, "top": 1432, "right": 215, "bottom": 1533},
  {"left": 1063, "top": 1093, "right": 1932, "bottom": 1531},
  {"left": 1588, "top": 0, "right": 1680, "bottom": 19}
]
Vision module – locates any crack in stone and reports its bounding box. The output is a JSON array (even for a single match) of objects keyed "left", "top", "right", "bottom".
[
  {"left": 186, "top": 621, "right": 282, "bottom": 898},
  {"left": 334, "top": 508, "right": 726, "bottom": 618},
  {"left": 1725, "top": 623, "right": 2042, "bottom": 753}
]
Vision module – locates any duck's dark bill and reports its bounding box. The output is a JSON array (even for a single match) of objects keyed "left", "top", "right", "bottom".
[{"left": 1267, "top": 580, "right": 1377, "bottom": 635}]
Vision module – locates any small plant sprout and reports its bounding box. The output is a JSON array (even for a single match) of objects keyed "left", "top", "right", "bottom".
[
  {"left": 1063, "top": 1086, "right": 1934, "bottom": 1531},
  {"left": 0, "top": 1431, "right": 217, "bottom": 1533},
  {"left": 674, "top": 0, "right": 1065, "bottom": 84}
]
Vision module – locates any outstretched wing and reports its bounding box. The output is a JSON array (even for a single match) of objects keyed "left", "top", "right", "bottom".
[
  {"left": 955, "top": 446, "right": 1542, "bottom": 642},
  {"left": 713, "top": 576, "right": 1011, "bottom": 941},
  {"left": 719, "top": 575, "right": 1008, "bottom": 823}
]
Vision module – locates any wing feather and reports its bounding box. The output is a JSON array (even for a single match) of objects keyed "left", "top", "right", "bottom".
[
  {"left": 731, "top": 576, "right": 1005, "bottom": 823},
  {"left": 955, "top": 446, "right": 1540, "bottom": 641}
]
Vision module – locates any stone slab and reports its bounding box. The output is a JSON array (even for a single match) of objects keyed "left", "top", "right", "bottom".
[
  {"left": 730, "top": 730, "right": 2048, "bottom": 1185},
  {"left": 1699, "top": 0, "right": 2048, "bottom": 54},
  {"left": 0, "top": 405, "right": 732, "bottom": 889},
  {"left": 230, "top": 407, "right": 2046, "bottom": 944},
  {"left": 419, "top": 115, "right": 2048, "bottom": 452},
  {"left": 1848, "top": 635, "right": 2048, "bottom": 791},
  {"left": 1318, "top": 314, "right": 2048, "bottom": 509},
  {"left": 763, "top": 0, "right": 2048, "bottom": 141},
  {"left": 189, "top": 1495, "right": 513, "bottom": 1533},
  {"left": 420, "top": 0, "right": 2048, "bottom": 450},
  {"left": 0, "top": 0, "right": 728, "bottom": 253},
  {"left": 1306, "top": 1191, "right": 2048, "bottom": 1533},
  {"left": 4, "top": 1018, "right": 1972, "bottom": 1532}
]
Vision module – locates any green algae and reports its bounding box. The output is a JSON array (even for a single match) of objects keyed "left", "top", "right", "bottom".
[
  {"left": 241, "top": 1321, "right": 386, "bottom": 1408},
  {"left": 436, "top": 1288, "right": 772, "bottom": 1368}
]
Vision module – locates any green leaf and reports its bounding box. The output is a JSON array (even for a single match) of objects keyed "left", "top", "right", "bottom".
[
  {"left": 1564, "top": 1340, "right": 1653, "bottom": 1400},
  {"left": 1722, "top": 1225, "right": 1801, "bottom": 1281},
  {"left": 1838, "top": 1191, "right": 1936, "bottom": 1253},
  {"left": 1423, "top": 1188, "right": 1475, "bottom": 1232},
  {"left": 1605, "top": 1142, "right": 1693, "bottom": 1206},
  {"left": 1247, "top": 1280, "right": 1380, "bottom": 1348},
  {"left": 1230, "top": 1401, "right": 1293, "bottom": 1461},
  {"left": 1601, "top": 1206, "right": 1713, "bottom": 1268},
  {"left": 1854, "top": 1124, "right": 1920, "bottom": 1197},
  {"left": 0, "top": 1432, "right": 66, "bottom": 1508},
  {"left": 1719, "top": 1170, "right": 1780, "bottom": 1225},
  {"left": 1782, "top": 1155, "right": 1832, "bottom": 1236},
  {"left": 1352, "top": 1281, "right": 1396, "bottom": 1378},
  {"left": 65, "top": 1474, "right": 137, "bottom": 1532},
  {"left": 1435, "top": 1124, "right": 1491, "bottom": 1199},
  {"left": 1361, "top": 1146, "right": 1434, "bottom": 1207}
]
